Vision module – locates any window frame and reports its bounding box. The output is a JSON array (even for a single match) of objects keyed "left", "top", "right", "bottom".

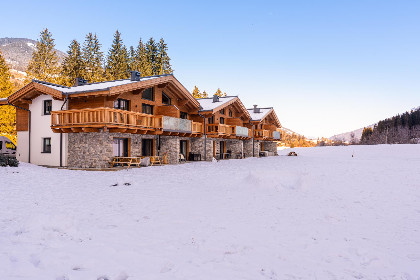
[
  {"left": 229, "top": 109, "right": 233, "bottom": 117},
  {"left": 220, "top": 108, "right": 225, "bottom": 115},
  {"left": 114, "top": 98, "right": 130, "bottom": 111},
  {"left": 43, "top": 100, "right": 52, "bottom": 115},
  {"left": 142, "top": 103, "right": 154, "bottom": 115},
  {"left": 42, "top": 137, "right": 51, "bottom": 153},
  {"left": 180, "top": 112, "right": 188, "bottom": 119},
  {"left": 220, "top": 117, "right": 225, "bottom": 124},
  {"left": 142, "top": 87, "right": 154, "bottom": 101},
  {"left": 208, "top": 116, "right": 214, "bottom": 124},
  {"left": 162, "top": 91, "right": 171, "bottom": 105}
]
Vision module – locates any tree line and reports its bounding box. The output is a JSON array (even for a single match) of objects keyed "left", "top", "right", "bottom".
[
  {"left": 361, "top": 107, "right": 420, "bottom": 144},
  {"left": 0, "top": 50, "right": 16, "bottom": 142},
  {"left": 27, "top": 28, "right": 173, "bottom": 86},
  {"left": 192, "top": 86, "right": 227, "bottom": 98}
]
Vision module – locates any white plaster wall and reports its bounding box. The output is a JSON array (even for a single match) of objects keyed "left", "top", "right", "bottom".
[
  {"left": 28, "top": 94, "right": 68, "bottom": 166},
  {"left": 16, "top": 131, "right": 29, "bottom": 162}
]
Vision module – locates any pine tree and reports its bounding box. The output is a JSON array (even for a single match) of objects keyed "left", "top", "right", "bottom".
[
  {"left": 156, "top": 38, "right": 172, "bottom": 75},
  {"left": 202, "top": 90, "right": 208, "bottom": 98},
  {"left": 0, "top": 50, "right": 16, "bottom": 142},
  {"left": 82, "top": 33, "right": 105, "bottom": 83},
  {"left": 26, "top": 28, "right": 60, "bottom": 83},
  {"left": 60, "top": 39, "right": 83, "bottom": 86},
  {"left": 192, "top": 86, "right": 201, "bottom": 98},
  {"left": 105, "top": 30, "right": 130, "bottom": 80},
  {"left": 214, "top": 88, "right": 227, "bottom": 97},
  {"left": 146, "top": 38, "right": 159, "bottom": 75},
  {"left": 132, "top": 39, "right": 151, "bottom": 76},
  {"left": 128, "top": 45, "right": 136, "bottom": 71}
]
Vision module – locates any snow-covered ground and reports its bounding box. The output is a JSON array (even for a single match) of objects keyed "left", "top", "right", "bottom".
[{"left": 1, "top": 145, "right": 420, "bottom": 279}]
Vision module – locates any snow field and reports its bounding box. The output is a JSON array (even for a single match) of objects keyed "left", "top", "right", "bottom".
[{"left": 1, "top": 144, "right": 420, "bottom": 279}]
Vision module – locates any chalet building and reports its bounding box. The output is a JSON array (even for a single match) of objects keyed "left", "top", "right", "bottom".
[
  {"left": 195, "top": 95, "right": 252, "bottom": 159},
  {"left": 1, "top": 72, "right": 282, "bottom": 168},
  {"left": 247, "top": 106, "right": 282, "bottom": 155}
]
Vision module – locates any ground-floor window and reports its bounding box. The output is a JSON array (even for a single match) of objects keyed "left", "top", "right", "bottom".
[
  {"left": 142, "top": 139, "right": 154, "bottom": 156},
  {"left": 42, "top": 138, "right": 51, "bottom": 153},
  {"left": 113, "top": 138, "right": 129, "bottom": 157}
]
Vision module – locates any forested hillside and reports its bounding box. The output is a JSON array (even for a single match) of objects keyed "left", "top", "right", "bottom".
[{"left": 360, "top": 107, "right": 420, "bottom": 144}]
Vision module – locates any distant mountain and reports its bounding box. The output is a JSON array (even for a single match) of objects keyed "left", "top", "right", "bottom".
[
  {"left": 0, "top": 38, "right": 65, "bottom": 72},
  {"left": 330, "top": 125, "right": 375, "bottom": 143},
  {"left": 0, "top": 37, "right": 66, "bottom": 89}
]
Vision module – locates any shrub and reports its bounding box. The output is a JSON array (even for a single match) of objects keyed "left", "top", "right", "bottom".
[{"left": 0, "top": 154, "right": 19, "bottom": 167}]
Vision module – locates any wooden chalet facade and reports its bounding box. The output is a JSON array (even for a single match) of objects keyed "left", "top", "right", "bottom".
[{"left": 2, "top": 72, "right": 282, "bottom": 168}]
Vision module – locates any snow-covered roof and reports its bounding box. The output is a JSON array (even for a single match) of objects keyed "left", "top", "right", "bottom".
[
  {"left": 33, "top": 75, "right": 166, "bottom": 95},
  {"left": 247, "top": 107, "right": 272, "bottom": 121},
  {"left": 0, "top": 98, "right": 8, "bottom": 105},
  {"left": 197, "top": 96, "right": 237, "bottom": 112}
]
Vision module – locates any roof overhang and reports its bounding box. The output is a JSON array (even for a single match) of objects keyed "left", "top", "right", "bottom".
[
  {"left": 200, "top": 97, "right": 251, "bottom": 120},
  {"left": 7, "top": 81, "right": 65, "bottom": 105},
  {"left": 249, "top": 108, "right": 282, "bottom": 128}
]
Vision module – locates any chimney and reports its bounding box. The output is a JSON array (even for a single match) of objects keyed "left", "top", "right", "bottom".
[
  {"left": 74, "top": 78, "right": 88, "bottom": 86},
  {"left": 131, "top": 71, "right": 141, "bottom": 81},
  {"left": 253, "top": 105, "right": 260, "bottom": 113},
  {"left": 212, "top": 94, "right": 219, "bottom": 103}
]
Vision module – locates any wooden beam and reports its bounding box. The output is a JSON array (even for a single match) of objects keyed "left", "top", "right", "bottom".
[
  {"left": 109, "top": 128, "right": 127, "bottom": 133},
  {"left": 178, "top": 99, "right": 188, "bottom": 107},
  {"left": 71, "top": 127, "right": 83, "bottom": 133},
  {"left": 132, "top": 88, "right": 146, "bottom": 95},
  {"left": 82, "top": 128, "right": 100, "bottom": 132}
]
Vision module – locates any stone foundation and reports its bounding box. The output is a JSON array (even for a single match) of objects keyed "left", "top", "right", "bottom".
[
  {"left": 67, "top": 132, "right": 275, "bottom": 168},
  {"left": 68, "top": 132, "right": 157, "bottom": 168},
  {"left": 159, "top": 136, "right": 180, "bottom": 164},
  {"left": 226, "top": 139, "right": 243, "bottom": 158},
  {"left": 262, "top": 141, "right": 278, "bottom": 155},
  {"left": 244, "top": 139, "right": 260, "bottom": 157},
  {"left": 190, "top": 136, "right": 212, "bottom": 161}
]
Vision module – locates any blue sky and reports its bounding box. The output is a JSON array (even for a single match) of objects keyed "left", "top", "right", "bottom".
[{"left": 2, "top": 0, "right": 420, "bottom": 137}]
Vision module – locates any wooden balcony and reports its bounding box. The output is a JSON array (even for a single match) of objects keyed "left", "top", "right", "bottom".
[
  {"left": 254, "top": 129, "right": 270, "bottom": 140},
  {"left": 161, "top": 116, "right": 203, "bottom": 136},
  {"left": 192, "top": 122, "right": 203, "bottom": 135},
  {"left": 51, "top": 107, "right": 163, "bottom": 134},
  {"left": 254, "top": 129, "right": 281, "bottom": 140},
  {"left": 206, "top": 124, "right": 251, "bottom": 139}
]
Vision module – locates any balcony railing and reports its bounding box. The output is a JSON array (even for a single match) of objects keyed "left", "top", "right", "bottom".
[
  {"left": 272, "top": 131, "right": 281, "bottom": 140},
  {"left": 51, "top": 107, "right": 162, "bottom": 132},
  {"left": 163, "top": 116, "right": 192, "bottom": 133},
  {"left": 234, "top": 126, "right": 250, "bottom": 138},
  {"left": 206, "top": 124, "right": 251, "bottom": 139},
  {"left": 254, "top": 129, "right": 270, "bottom": 139},
  {"left": 207, "top": 124, "right": 231, "bottom": 136},
  {"left": 192, "top": 122, "right": 203, "bottom": 134}
]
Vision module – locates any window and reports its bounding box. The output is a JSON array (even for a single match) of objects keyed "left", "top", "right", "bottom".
[
  {"left": 0, "top": 141, "right": 2, "bottom": 150},
  {"left": 220, "top": 108, "right": 225, "bottom": 115},
  {"left": 43, "top": 100, "right": 52, "bottom": 115},
  {"left": 142, "top": 87, "right": 154, "bottom": 101},
  {"left": 180, "top": 112, "right": 188, "bottom": 119},
  {"left": 220, "top": 117, "right": 225, "bottom": 124},
  {"left": 229, "top": 109, "right": 233, "bottom": 117},
  {"left": 162, "top": 92, "right": 171, "bottom": 105},
  {"left": 142, "top": 103, "right": 154, "bottom": 115},
  {"left": 113, "top": 138, "right": 129, "bottom": 157},
  {"left": 208, "top": 116, "right": 214, "bottom": 124},
  {"left": 114, "top": 99, "right": 130, "bottom": 111},
  {"left": 42, "top": 138, "right": 51, "bottom": 153}
]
